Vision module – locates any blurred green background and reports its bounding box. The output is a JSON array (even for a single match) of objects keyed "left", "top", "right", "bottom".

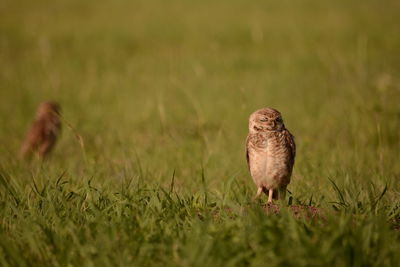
[{"left": 0, "top": 0, "right": 399, "bottom": 266}]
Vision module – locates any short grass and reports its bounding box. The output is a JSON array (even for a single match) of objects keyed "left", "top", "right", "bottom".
[{"left": 1, "top": 0, "right": 400, "bottom": 266}]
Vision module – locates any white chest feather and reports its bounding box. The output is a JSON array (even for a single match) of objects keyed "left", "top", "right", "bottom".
[{"left": 249, "top": 138, "right": 290, "bottom": 189}]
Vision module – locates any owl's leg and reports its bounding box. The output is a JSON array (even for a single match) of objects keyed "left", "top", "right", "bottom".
[
  {"left": 267, "top": 189, "right": 274, "bottom": 203},
  {"left": 253, "top": 187, "right": 263, "bottom": 201}
]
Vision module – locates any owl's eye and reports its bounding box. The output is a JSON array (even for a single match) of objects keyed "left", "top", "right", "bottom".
[{"left": 260, "top": 118, "right": 268, "bottom": 122}]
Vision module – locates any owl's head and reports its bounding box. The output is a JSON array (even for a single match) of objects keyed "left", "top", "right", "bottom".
[
  {"left": 249, "top": 107, "right": 285, "bottom": 133},
  {"left": 36, "top": 101, "right": 61, "bottom": 119}
]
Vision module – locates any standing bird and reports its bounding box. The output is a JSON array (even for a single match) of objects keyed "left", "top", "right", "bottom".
[
  {"left": 246, "top": 108, "right": 296, "bottom": 203},
  {"left": 20, "top": 101, "right": 61, "bottom": 159}
]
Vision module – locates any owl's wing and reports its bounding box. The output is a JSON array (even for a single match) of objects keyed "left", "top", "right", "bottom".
[
  {"left": 245, "top": 134, "right": 251, "bottom": 170},
  {"left": 20, "top": 120, "right": 46, "bottom": 157},
  {"left": 284, "top": 130, "right": 296, "bottom": 164},
  {"left": 45, "top": 116, "right": 61, "bottom": 137}
]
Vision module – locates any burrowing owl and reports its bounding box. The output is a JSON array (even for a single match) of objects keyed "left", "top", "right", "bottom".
[
  {"left": 20, "top": 101, "right": 61, "bottom": 159},
  {"left": 246, "top": 108, "right": 296, "bottom": 203}
]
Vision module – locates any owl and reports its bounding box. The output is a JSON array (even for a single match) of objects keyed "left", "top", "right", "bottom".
[
  {"left": 246, "top": 108, "right": 296, "bottom": 203},
  {"left": 20, "top": 101, "right": 61, "bottom": 159}
]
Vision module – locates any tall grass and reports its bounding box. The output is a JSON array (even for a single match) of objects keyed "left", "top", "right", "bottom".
[{"left": 0, "top": 0, "right": 399, "bottom": 266}]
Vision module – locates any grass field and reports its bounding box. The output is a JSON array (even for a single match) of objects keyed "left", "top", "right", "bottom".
[{"left": 1, "top": 0, "right": 400, "bottom": 266}]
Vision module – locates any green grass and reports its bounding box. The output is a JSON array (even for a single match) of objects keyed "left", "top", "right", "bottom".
[{"left": 1, "top": 0, "right": 400, "bottom": 266}]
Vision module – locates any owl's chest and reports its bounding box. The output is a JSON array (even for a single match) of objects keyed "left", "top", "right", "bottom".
[
  {"left": 248, "top": 138, "right": 268, "bottom": 175},
  {"left": 249, "top": 137, "right": 289, "bottom": 176}
]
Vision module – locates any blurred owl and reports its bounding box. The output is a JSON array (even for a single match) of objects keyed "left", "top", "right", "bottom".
[
  {"left": 20, "top": 101, "right": 61, "bottom": 159},
  {"left": 246, "top": 108, "right": 296, "bottom": 203}
]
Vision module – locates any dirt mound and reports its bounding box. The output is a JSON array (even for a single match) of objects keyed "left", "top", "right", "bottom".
[{"left": 262, "top": 203, "right": 322, "bottom": 220}]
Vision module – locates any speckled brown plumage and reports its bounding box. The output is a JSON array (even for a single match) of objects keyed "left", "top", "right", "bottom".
[
  {"left": 246, "top": 108, "right": 296, "bottom": 203},
  {"left": 20, "top": 101, "right": 61, "bottom": 159}
]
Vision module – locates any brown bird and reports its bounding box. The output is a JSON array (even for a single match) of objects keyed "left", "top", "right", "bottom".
[
  {"left": 246, "top": 108, "right": 296, "bottom": 203},
  {"left": 20, "top": 101, "right": 61, "bottom": 159}
]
